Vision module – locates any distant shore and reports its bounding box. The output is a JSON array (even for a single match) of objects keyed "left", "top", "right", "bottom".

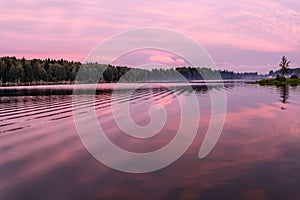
[
  {"left": 0, "top": 81, "right": 75, "bottom": 87},
  {"left": 0, "top": 56, "right": 265, "bottom": 87},
  {"left": 247, "top": 77, "right": 300, "bottom": 86},
  {"left": 0, "top": 79, "right": 249, "bottom": 87}
]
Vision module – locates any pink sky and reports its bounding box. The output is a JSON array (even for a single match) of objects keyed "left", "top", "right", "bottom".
[{"left": 1, "top": 0, "right": 300, "bottom": 73}]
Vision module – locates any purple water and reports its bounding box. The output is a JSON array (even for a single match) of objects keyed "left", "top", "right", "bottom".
[{"left": 1, "top": 83, "right": 300, "bottom": 199}]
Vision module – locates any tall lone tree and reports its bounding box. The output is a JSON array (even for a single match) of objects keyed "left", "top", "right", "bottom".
[{"left": 279, "top": 56, "right": 290, "bottom": 76}]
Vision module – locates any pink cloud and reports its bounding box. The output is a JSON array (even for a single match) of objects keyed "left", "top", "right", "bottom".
[
  {"left": 111, "top": 49, "right": 189, "bottom": 68},
  {"left": 149, "top": 55, "right": 185, "bottom": 65},
  {"left": 0, "top": 0, "right": 300, "bottom": 71}
]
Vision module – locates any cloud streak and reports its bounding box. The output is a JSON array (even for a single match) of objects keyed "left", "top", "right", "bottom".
[{"left": 0, "top": 0, "right": 299, "bottom": 72}]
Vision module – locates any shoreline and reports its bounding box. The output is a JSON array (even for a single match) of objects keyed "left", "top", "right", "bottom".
[
  {"left": 0, "top": 79, "right": 249, "bottom": 88},
  {"left": 246, "top": 78, "right": 300, "bottom": 86}
]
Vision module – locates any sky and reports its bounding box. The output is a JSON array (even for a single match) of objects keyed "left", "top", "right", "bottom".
[{"left": 0, "top": 0, "right": 299, "bottom": 73}]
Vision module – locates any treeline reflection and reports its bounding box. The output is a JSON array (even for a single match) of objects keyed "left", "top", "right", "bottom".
[{"left": 0, "top": 83, "right": 234, "bottom": 97}]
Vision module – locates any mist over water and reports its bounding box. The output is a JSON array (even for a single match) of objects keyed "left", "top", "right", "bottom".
[{"left": 1, "top": 82, "right": 300, "bottom": 199}]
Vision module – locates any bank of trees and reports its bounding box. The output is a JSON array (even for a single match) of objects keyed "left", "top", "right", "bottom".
[
  {"left": 70, "top": 65, "right": 264, "bottom": 83},
  {"left": 0, "top": 56, "right": 81, "bottom": 84},
  {"left": 0, "top": 56, "right": 264, "bottom": 85}
]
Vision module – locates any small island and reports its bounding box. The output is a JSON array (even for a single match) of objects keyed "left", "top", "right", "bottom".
[{"left": 248, "top": 56, "right": 300, "bottom": 86}]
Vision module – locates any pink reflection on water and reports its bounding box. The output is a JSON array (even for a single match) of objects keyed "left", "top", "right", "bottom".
[{"left": 1, "top": 84, "right": 300, "bottom": 199}]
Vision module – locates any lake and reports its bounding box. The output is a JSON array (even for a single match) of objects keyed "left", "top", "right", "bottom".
[{"left": 1, "top": 82, "right": 300, "bottom": 199}]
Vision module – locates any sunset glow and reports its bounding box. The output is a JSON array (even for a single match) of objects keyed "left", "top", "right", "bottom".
[{"left": 1, "top": 0, "right": 300, "bottom": 73}]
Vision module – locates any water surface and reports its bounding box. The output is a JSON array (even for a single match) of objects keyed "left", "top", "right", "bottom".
[{"left": 1, "top": 83, "right": 300, "bottom": 199}]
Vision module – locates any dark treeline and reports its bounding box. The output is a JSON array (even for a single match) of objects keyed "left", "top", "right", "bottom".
[
  {"left": 0, "top": 56, "right": 80, "bottom": 84},
  {"left": 268, "top": 68, "right": 300, "bottom": 77},
  {"left": 0, "top": 56, "right": 265, "bottom": 85}
]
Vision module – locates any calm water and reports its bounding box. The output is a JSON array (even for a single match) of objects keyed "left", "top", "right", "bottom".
[{"left": 1, "top": 83, "right": 300, "bottom": 199}]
